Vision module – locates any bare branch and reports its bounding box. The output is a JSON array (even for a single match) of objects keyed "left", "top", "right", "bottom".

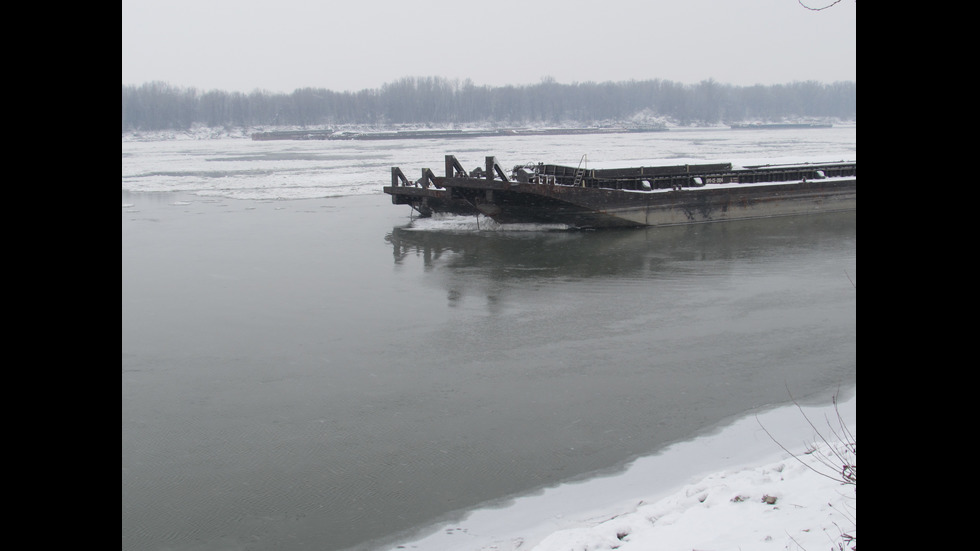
[
  {"left": 758, "top": 386, "right": 855, "bottom": 487},
  {"left": 755, "top": 414, "right": 845, "bottom": 485},
  {"left": 799, "top": 0, "right": 846, "bottom": 10},
  {"left": 759, "top": 388, "right": 855, "bottom": 550}
]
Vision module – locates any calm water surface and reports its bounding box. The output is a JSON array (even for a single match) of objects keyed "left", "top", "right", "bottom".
[
  {"left": 122, "top": 190, "right": 855, "bottom": 551},
  {"left": 122, "top": 127, "right": 856, "bottom": 551}
]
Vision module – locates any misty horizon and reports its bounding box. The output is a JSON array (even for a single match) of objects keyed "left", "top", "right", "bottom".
[{"left": 122, "top": 0, "right": 856, "bottom": 95}]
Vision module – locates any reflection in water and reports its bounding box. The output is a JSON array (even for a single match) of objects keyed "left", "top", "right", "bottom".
[{"left": 386, "top": 212, "right": 855, "bottom": 303}]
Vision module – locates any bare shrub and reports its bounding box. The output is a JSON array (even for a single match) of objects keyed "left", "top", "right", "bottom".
[{"left": 757, "top": 389, "right": 855, "bottom": 550}]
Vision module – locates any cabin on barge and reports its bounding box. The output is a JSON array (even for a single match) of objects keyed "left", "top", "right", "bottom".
[{"left": 384, "top": 155, "right": 856, "bottom": 229}]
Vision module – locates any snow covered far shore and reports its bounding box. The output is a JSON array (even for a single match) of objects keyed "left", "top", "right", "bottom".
[
  {"left": 121, "top": 120, "right": 856, "bottom": 143},
  {"left": 381, "top": 391, "right": 855, "bottom": 551}
]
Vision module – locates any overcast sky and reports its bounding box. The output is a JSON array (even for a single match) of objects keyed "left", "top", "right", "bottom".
[{"left": 121, "top": 0, "right": 856, "bottom": 94}]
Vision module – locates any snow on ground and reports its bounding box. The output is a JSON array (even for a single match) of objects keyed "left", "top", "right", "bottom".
[
  {"left": 529, "top": 443, "right": 855, "bottom": 551},
  {"left": 385, "top": 392, "right": 855, "bottom": 551}
]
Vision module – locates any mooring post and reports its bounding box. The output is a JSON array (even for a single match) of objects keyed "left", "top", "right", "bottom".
[
  {"left": 445, "top": 155, "right": 466, "bottom": 178},
  {"left": 391, "top": 167, "right": 409, "bottom": 187},
  {"left": 485, "top": 156, "right": 509, "bottom": 182},
  {"left": 420, "top": 168, "right": 438, "bottom": 189}
]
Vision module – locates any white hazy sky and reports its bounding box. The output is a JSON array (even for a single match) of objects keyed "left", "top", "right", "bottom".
[{"left": 121, "top": 0, "right": 856, "bottom": 94}]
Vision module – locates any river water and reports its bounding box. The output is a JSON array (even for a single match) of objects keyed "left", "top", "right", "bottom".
[{"left": 121, "top": 126, "right": 856, "bottom": 551}]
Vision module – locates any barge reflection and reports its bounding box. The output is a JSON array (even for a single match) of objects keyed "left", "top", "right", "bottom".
[{"left": 385, "top": 211, "right": 856, "bottom": 281}]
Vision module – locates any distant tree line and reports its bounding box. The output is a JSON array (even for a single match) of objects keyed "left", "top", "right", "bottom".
[{"left": 121, "top": 77, "right": 856, "bottom": 132}]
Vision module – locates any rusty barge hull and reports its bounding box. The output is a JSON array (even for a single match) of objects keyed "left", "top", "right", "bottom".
[
  {"left": 444, "top": 176, "right": 855, "bottom": 228},
  {"left": 384, "top": 155, "right": 856, "bottom": 228}
]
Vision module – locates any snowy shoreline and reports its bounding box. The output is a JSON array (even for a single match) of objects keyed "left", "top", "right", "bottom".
[
  {"left": 381, "top": 391, "right": 855, "bottom": 551},
  {"left": 121, "top": 121, "right": 856, "bottom": 143}
]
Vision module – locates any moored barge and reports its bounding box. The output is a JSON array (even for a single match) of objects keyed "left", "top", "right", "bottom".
[{"left": 384, "top": 155, "right": 855, "bottom": 229}]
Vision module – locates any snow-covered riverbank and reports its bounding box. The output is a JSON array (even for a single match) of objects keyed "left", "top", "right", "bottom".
[{"left": 385, "top": 392, "right": 855, "bottom": 551}]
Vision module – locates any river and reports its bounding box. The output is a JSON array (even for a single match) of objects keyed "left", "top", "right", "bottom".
[{"left": 122, "top": 125, "right": 856, "bottom": 551}]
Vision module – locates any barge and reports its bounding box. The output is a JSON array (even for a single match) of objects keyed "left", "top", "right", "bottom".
[
  {"left": 729, "top": 122, "right": 833, "bottom": 130},
  {"left": 384, "top": 155, "right": 856, "bottom": 229},
  {"left": 252, "top": 125, "right": 666, "bottom": 141}
]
